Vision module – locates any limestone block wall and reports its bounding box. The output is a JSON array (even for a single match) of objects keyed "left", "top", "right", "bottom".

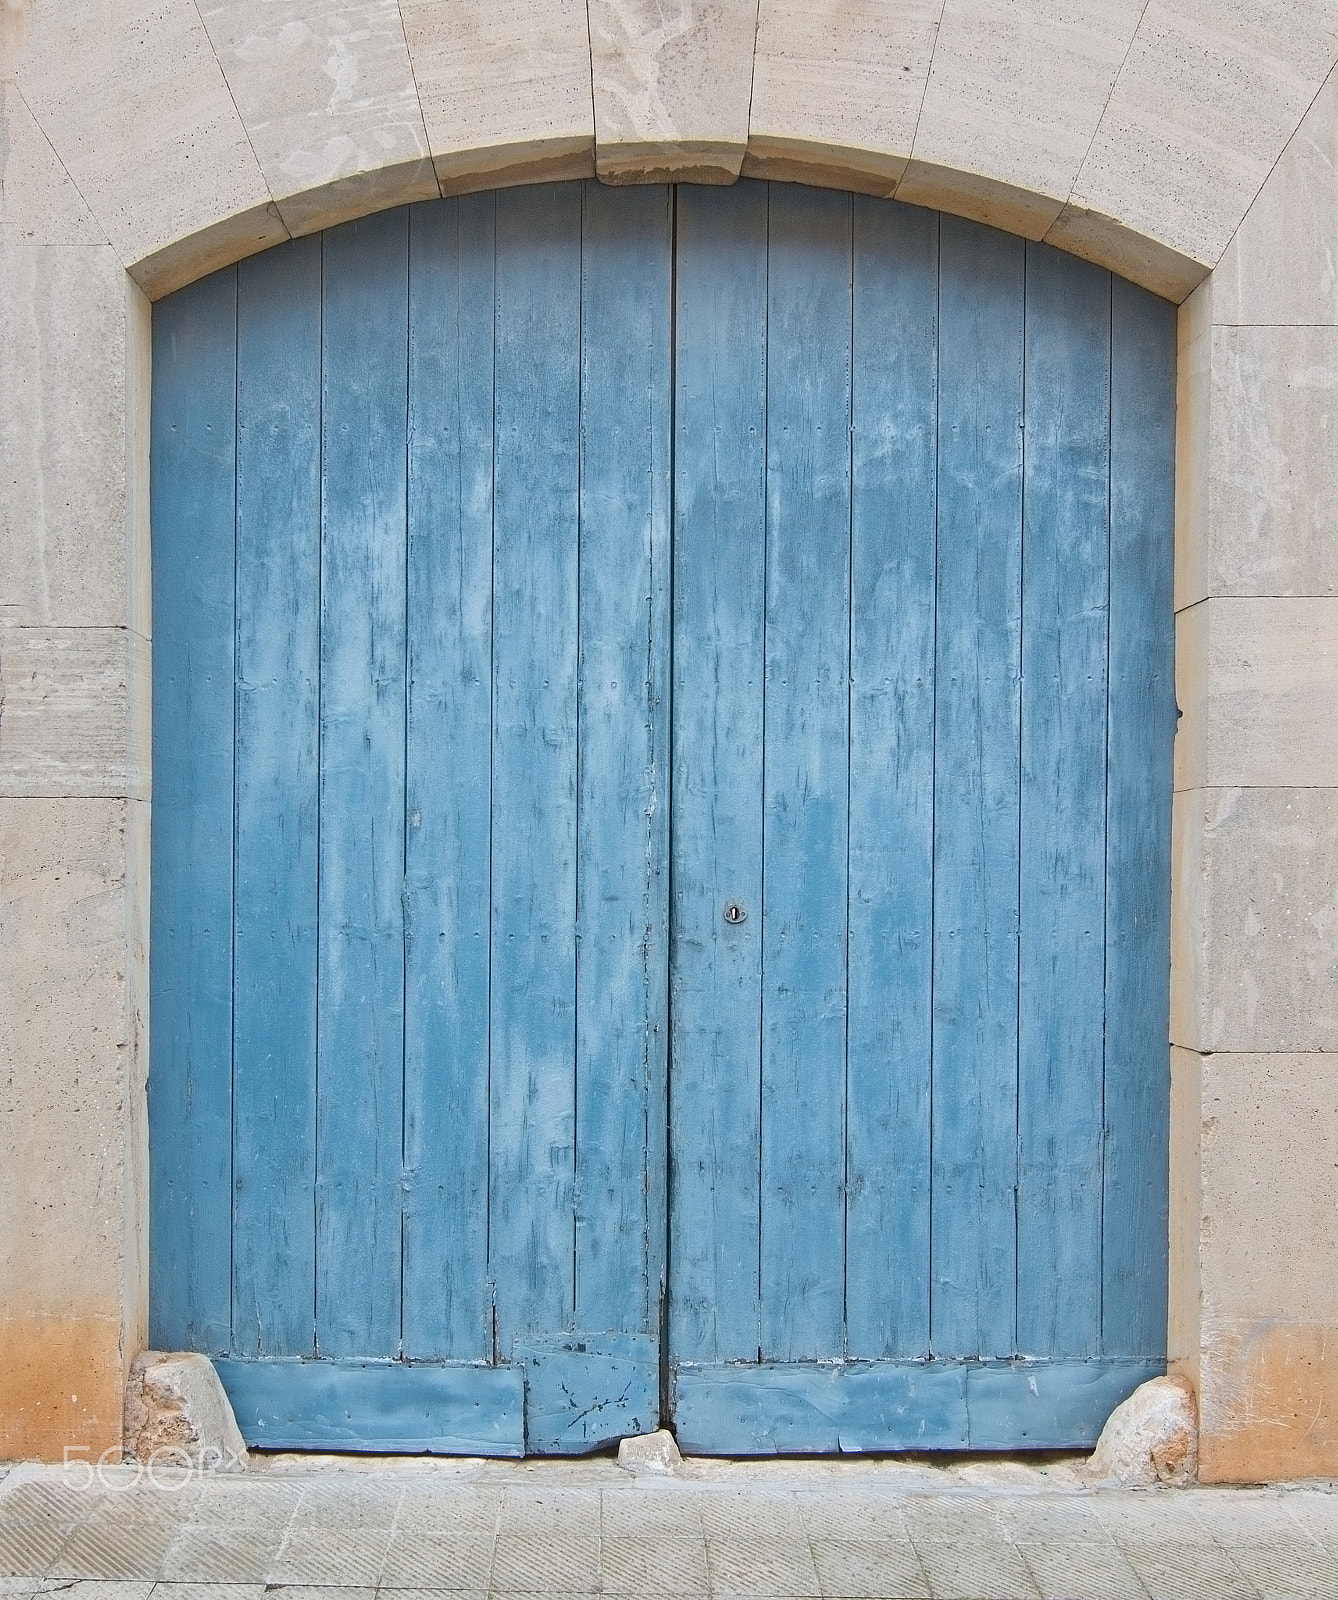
[
  {"left": 0, "top": 67, "right": 151, "bottom": 1458},
  {"left": 1171, "top": 64, "right": 1338, "bottom": 1482},
  {"left": 3, "top": 0, "right": 1338, "bottom": 1476}
]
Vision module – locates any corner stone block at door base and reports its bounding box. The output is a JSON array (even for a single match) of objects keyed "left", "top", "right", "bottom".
[
  {"left": 1080, "top": 1375, "right": 1198, "bottom": 1487},
  {"left": 124, "top": 1352, "right": 249, "bottom": 1471},
  {"left": 617, "top": 1428, "right": 683, "bottom": 1476}
]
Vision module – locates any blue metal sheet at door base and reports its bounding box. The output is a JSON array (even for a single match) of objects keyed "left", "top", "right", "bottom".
[
  {"left": 673, "top": 1360, "right": 1166, "bottom": 1455},
  {"left": 215, "top": 1359, "right": 525, "bottom": 1455}
]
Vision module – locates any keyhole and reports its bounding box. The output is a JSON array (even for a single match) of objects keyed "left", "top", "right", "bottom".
[{"left": 723, "top": 902, "right": 747, "bottom": 925}]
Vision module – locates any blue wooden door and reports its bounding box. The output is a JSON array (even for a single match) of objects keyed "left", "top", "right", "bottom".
[
  {"left": 150, "top": 180, "right": 1174, "bottom": 1457},
  {"left": 151, "top": 184, "right": 672, "bottom": 1454},
  {"left": 668, "top": 183, "right": 1175, "bottom": 1452}
]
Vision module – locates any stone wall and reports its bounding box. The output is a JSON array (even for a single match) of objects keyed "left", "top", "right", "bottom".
[
  {"left": 3, "top": 0, "right": 1337, "bottom": 1476},
  {"left": 1, "top": 63, "right": 151, "bottom": 1459},
  {"left": 1171, "top": 64, "right": 1338, "bottom": 1482}
]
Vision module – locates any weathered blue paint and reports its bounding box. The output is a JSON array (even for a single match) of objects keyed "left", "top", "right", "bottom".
[
  {"left": 150, "top": 265, "right": 238, "bottom": 1355},
  {"left": 760, "top": 183, "right": 853, "bottom": 1364},
  {"left": 1016, "top": 241, "right": 1111, "bottom": 1360},
  {"left": 232, "top": 235, "right": 322, "bottom": 1358},
  {"left": 215, "top": 1359, "right": 524, "bottom": 1454},
  {"left": 574, "top": 182, "right": 672, "bottom": 1341},
  {"left": 845, "top": 196, "right": 937, "bottom": 1361},
  {"left": 402, "top": 192, "right": 496, "bottom": 1362},
  {"left": 487, "top": 183, "right": 583, "bottom": 1351},
  {"left": 317, "top": 208, "right": 410, "bottom": 1360},
  {"left": 1102, "top": 278, "right": 1177, "bottom": 1358},
  {"left": 930, "top": 215, "right": 1025, "bottom": 1360},
  {"left": 669, "top": 181, "right": 769, "bottom": 1369},
  {"left": 151, "top": 182, "right": 1175, "bottom": 1455}
]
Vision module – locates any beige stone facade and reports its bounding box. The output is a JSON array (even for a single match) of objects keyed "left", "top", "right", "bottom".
[{"left": 3, "top": 0, "right": 1337, "bottom": 1479}]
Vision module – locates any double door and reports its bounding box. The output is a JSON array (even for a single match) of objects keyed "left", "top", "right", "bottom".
[{"left": 150, "top": 180, "right": 1175, "bottom": 1455}]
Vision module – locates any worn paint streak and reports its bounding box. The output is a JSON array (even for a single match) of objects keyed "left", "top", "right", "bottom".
[
  {"left": 403, "top": 191, "right": 496, "bottom": 1362},
  {"left": 669, "top": 180, "right": 768, "bottom": 1368},
  {"left": 930, "top": 215, "right": 1024, "bottom": 1360},
  {"left": 846, "top": 196, "right": 937, "bottom": 1361},
  {"left": 1016, "top": 240, "right": 1110, "bottom": 1360},
  {"left": 150, "top": 264, "right": 237, "bottom": 1356},
  {"left": 574, "top": 181, "right": 671, "bottom": 1341},
  {"left": 760, "top": 182, "right": 852, "bottom": 1364},
  {"left": 232, "top": 234, "right": 322, "bottom": 1360},
  {"left": 316, "top": 208, "right": 409, "bottom": 1360},
  {"left": 487, "top": 183, "right": 582, "bottom": 1351},
  {"left": 1102, "top": 278, "right": 1176, "bottom": 1359}
]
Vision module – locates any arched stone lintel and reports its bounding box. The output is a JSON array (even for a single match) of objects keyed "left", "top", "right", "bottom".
[{"left": 126, "top": 136, "right": 1209, "bottom": 306}]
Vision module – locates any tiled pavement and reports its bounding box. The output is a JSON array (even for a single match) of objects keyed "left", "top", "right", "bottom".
[{"left": 4, "top": 1453, "right": 1338, "bottom": 1600}]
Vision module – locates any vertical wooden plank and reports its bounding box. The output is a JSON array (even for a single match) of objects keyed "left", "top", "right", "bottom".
[
  {"left": 402, "top": 194, "right": 496, "bottom": 1362},
  {"left": 1103, "top": 278, "right": 1176, "bottom": 1359},
  {"left": 232, "top": 237, "right": 321, "bottom": 1357},
  {"left": 575, "top": 182, "right": 673, "bottom": 1337},
  {"left": 149, "top": 268, "right": 238, "bottom": 1354},
  {"left": 1016, "top": 243, "right": 1111, "bottom": 1360},
  {"left": 760, "top": 183, "right": 852, "bottom": 1363},
  {"left": 317, "top": 208, "right": 409, "bottom": 1359},
  {"left": 931, "top": 215, "right": 1024, "bottom": 1360},
  {"left": 846, "top": 197, "right": 938, "bottom": 1361},
  {"left": 489, "top": 183, "right": 583, "bottom": 1351},
  {"left": 669, "top": 180, "right": 768, "bottom": 1368}
]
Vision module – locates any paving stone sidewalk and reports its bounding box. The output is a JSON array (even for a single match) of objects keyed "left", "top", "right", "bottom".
[{"left": 3, "top": 1453, "right": 1338, "bottom": 1600}]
